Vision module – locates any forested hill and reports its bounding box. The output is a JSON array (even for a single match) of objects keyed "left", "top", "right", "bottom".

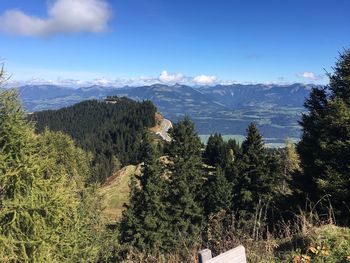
[{"left": 31, "top": 97, "right": 157, "bottom": 183}]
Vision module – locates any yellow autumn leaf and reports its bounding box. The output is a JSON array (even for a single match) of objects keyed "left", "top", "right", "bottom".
[{"left": 309, "top": 246, "right": 318, "bottom": 254}]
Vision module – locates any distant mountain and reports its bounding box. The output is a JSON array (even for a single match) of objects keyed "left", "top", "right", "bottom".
[
  {"left": 108, "top": 84, "right": 227, "bottom": 118},
  {"left": 198, "top": 83, "right": 313, "bottom": 108},
  {"left": 19, "top": 85, "right": 114, "bottom": 111},
  {"left": 17, "top": 83, "right": 314, "bottom": 141}
]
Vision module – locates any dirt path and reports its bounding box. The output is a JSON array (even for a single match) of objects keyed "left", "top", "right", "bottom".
[{"left": 156, "top": 118, "right": 172, "bottom": 142}]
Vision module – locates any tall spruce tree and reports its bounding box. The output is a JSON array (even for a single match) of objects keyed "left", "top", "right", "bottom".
[
  {"left": 229, "top": 123, "right": 273, "bottom": 217},
  {"left": 298, "top": 49, "right": 350, "bottom": 221},
  {"left": 166, "top": 117, "right": 204, "bottom": 247},
  {"left": 204, "top": 133, "right": 227, "bottom": 168},
  {"left": 204, "top": 168, "right": 233, "bottom": 215},
  {"left": 119, "top": 133, "right": 169, "bottom": 252}
]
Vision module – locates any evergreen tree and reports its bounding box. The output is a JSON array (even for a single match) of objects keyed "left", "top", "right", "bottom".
[
  {"left": 119, "top": 133, "right": 169, "bottom": 252},
  {"left": 229, "top": 123, "right": 273, "bottom": 217},
  {"left": 298, "top": 49, "right": 350, "bottom": 221},
  {"left": 204, "top": 133, "right": 227, "bottom": 168},
  {"left": 204, "top": 168, "right": 233, "bottom": 215},
  {"left": 166, "top": 117, "right": 204, "bottom": 247}
]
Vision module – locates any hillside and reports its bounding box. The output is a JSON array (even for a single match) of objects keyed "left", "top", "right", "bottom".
[
  {"left": 30, "top": 97, "right": 157, "bottom": 183},
  {"left": 19, "top": 83, "right": 313, "bottom": 141},
  {"left": 99, "top": 164, "right": 141, "bottom": 223}
]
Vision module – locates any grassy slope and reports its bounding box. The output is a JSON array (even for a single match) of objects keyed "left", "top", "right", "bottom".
[
  {"left": 98, "top": 112, "right": 165, "bottom": 224},
  {"left": 98, "top": 164, "right": 141, "bottom": 223}
]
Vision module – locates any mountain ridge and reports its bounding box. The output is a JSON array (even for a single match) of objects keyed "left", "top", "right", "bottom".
[{"left": 18, "top": 83, "right": 314, "bottom": 140}]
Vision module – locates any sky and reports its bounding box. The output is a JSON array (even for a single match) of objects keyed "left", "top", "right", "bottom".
[{"left": 0, "top": 0, "right": 349, "bottom": 87}]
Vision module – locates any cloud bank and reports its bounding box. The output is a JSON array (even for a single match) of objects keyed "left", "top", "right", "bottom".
[
  {"left": 0, "top": 0, "right": 111, "bottom": 37},
  {"left": 9, "top": 69, "right": 325, "bottom": 88},
  {"left": 9, "top": 70, "right": 224, "bottom": 88}
]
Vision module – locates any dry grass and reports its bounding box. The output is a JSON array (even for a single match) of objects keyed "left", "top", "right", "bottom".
[
  {"left": 98, "top": 164, "right": 141, "bottom": 223},
  {"left": 149, "top": 112, "right": 164, "bottom": 133}
]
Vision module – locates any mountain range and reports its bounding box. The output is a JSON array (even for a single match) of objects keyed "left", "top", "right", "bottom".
[{"left": 18, "top": 83, "right": 314, "bottom": 141}]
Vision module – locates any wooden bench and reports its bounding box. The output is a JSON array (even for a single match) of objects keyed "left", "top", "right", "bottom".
[{"left": 198, "top": 245, "right": 246, "bottom": 263}]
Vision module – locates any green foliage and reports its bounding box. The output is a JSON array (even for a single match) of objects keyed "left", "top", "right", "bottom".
[
  {"left": 204, "top": 133, "right": 227, "bottom": 168},
  {"left": 298, "top": 49, "right": 350, "bottom": 222},
  {"left": 120, "top": 118, "right": 206, "bottom": 256},
  {"left": 204, "top": 134, "right": 241, "bottom": 168},
  {"left": 227, "top": 123, "right": 274, "bottom": 216},
  {"left": 119, "top": 133, "right": 169, "bottom": 252},
  {"left": 166, "top": 117, "right": 204, "bottom": 248},
  {"left": 0, "top": 89, "right": 106, "bottom": 262},
  {"left": 204, "top": 168, "right": 233, "bottom": 215},
  {"left": 281, "top": 225, "right": 350, "bottom": 263},
  {"left": 270, "top": 140, "right": 301, "bottom": 197},
  {"left": 31, "top": 98, "right": 157, "bottom": 183}
]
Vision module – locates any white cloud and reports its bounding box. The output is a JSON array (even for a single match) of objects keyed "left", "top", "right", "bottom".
[
  {"left": 297, "top": 71, "right": 323, "bottom": 81},
  {"left": 301, "top": 72, "right": 316, "bottom": 80},
  {"left": 159, "top": 70, "right": 185, "bottom": 83},
  {"left": 0, "top": 0, "right": 111, "bottom": 37},
  {"left": 193, "top": 74, "right": 217, "bottom": 85}
]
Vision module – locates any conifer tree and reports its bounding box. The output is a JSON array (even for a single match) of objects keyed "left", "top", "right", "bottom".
[
  {"left": 204, "top": 168, "right": 233, "bottom": 215},
  {"left": 120, "top": 133, "right": 169, "bottom": 252},
  {"left": 36, "top": 130, "right": 106, "bottom": 261},
  {"left": 204, "top": 133, "right": 227, "bottom": 168},
  {"left": 298, "top": 49, "right": 350, "bottom": 221},
  {"left": 166, "top": 117, "right": 204, "bottom": 247},
  {"left": 0, "top": 88, "right": 104, "bottom": 261},
  {"left": 230, "top": 123, "right": 273, "bottom": 217}
]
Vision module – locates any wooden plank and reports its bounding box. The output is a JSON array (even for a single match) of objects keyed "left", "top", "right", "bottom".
[{"left": 199, "top": 246, "right": 246, "bottom": 263}]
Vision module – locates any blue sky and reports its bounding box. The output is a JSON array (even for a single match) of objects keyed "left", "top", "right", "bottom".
[{"left": 0, "top": 0, "right": 349, "bottom": 86}]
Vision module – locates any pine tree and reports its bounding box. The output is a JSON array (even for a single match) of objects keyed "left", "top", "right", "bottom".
[
  {"left": 166, "top": 117, "right": 204, "bottom": 248},
  {"left": 119, "top": 133, "right": 169, "bottom": 252},
  {"left": 298, "top": 49, "right": 350, "bottom": 221},
  {"left": 204, "top": 133, "right": 227, "bottom": 168},
  {"left": 204, "top": 168, "right": 233, "bottom": 215},
  {"left": 230, "top": 123, "right": 273, "bottom": 217}
]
